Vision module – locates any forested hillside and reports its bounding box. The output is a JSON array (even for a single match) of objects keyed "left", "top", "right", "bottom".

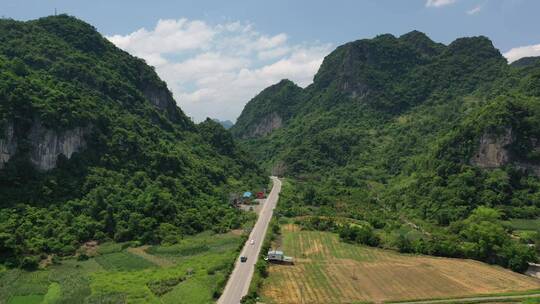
[
  {"left": 0, "top": 15, "right": 264, "bottom": 268},
  {"left": 235, "top": 31, "right": 540, "bottom": 271}
]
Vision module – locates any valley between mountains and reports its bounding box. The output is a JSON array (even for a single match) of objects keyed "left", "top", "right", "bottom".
[{"left": 2, "top": 14, "right": 540, "bottom": 304}]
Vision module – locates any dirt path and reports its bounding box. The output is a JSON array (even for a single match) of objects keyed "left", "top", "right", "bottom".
[
  {"left": 127, "top": 246, "right": 174, "bottom": 267},
  {"left": 390, "top": 293, "right": 540, "bottom": 304}
]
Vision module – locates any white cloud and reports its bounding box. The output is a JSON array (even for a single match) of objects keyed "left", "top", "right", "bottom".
[
  {"left": 107, "top": 19, "right": 215, "bottom": 66},
  {"left": 107, "top": 19, "right": 331, "bottom": 122},
  {"left": 504, "top": 44, "right": 540, "bottom": 63},
  {"left": 426, "top": 0, "right": 456, "bottom": 7},
  {"left": 466, "top": 4, "right": 483, "bottom": 15}
]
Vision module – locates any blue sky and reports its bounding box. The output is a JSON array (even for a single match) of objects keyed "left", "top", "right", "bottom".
[{"left": 3, "top": 0, "right": 540, "bottom": 121}]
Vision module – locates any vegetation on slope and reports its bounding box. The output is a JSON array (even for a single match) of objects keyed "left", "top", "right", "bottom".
[
  {"left": 235, "top": 31, "right": 540, "bottom": 271},
  {"left": 0, "top": 15, "right": 265, "bottom": 268}
]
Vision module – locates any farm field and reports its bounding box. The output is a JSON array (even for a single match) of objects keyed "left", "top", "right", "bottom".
[
  {"left": 260, "top": 224, "right": 540, "bottom": 304},
  {"left": 0, "top": 231, "right": 243, "bottom": 304},
  {"left": 506, "top": 218, "right": 540, "bottom": 232}
]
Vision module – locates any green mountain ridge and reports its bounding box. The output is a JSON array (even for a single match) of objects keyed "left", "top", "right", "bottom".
[
  {"left": 230, "top": 79, "right": 303, "bottom": 139},
  {"left": 0, "top": 15, "right": 264, "bottom": 267},
  {"left": 234, "top": 31, "right": 540, "bottom": 271},
  {"left": 235, "top": 31, "right": 521, "bottom": 173},
  {"left": 511, "top": 56, "right": 540, "bottom": 68}
]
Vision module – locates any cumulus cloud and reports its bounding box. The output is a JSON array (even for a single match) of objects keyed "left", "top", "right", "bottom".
[
  {"left": 107, "top": 19, "right": 215, "bottom": 66},
  {"left": 466, "top": 4, "right": 483, "bottom": 15},
  {"left": 107, "top": 19, "right": 331, "bottom": 121},
  {"left": 504, "top": 44, "right": 540, "bottom": 63},
  {"left": 426, "top": 0, "right": 456, "bottom": 7}
]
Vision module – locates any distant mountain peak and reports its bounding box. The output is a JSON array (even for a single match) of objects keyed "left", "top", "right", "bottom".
[
  {"left": 511, "top": 56, "right": 540, "bottom": 68},
  {"left": 399, "top": 30, "right": 444, "bottom": 56},
  {"left": 446, "top": 36, "right": 501, "bottom": 58},
  {"left": 236, "top": 31, "right": 512, "bottom": 142},
  {"left": 211, "top": 118, "right": 234, "bottom": 129}
]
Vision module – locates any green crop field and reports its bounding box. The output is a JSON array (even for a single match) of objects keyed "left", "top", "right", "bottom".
[
  {"left": 147, "top": 231, "right": 242, "bottom": 258},
  {"left": 0, "top": 231, "right": 244, "bottom": 304},
  {"left": 95, "top": 251, "right": 156, "bottom": 271},
  {"left": 260, "top": 224, "right": 540, "bottom": 304},
  {"left": 507, "top": 219, "right": 540, "bottom": 231}
]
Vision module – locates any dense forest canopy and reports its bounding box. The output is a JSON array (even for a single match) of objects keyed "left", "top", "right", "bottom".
[
  {"left": 235, "top": 31, "right": 540, "bottom": 271},
  {"left": 0, "top": 15, "right": 265, "bottom": 268}
]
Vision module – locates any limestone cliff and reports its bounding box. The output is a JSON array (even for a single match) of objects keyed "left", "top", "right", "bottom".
[
  {"left": 244, "top": 112, "right": 283, "bottom": 139},
  {"left": 28, "top": 120, "right": 90, "bottom": 170},
  {"left": 0, "top": 122, "right": 17, "bottom": 169},
  {"left": 143, "top": 86, "right": 174, "bottom": 113},
  {"left": 0, "top": 119, "right": 90, "bottom": 171},
  {"left": 231, "top": 79, "right": 303, "bottom": 139},
  {"left": 471, "top": 129, "right": 513, "bottom": 168},
  {"left": 471, "top": 128, "right": 540, "bottom": 176},
  {"left": 142, "top": 85, "right": 190, "bottom": 127}
]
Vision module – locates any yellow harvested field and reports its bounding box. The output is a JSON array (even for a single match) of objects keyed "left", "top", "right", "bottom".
[{"left": 261, "top": 224, "right": 540, "bottom": 304}]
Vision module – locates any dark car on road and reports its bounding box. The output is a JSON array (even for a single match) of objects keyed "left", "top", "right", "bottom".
[{"left": 240, "top": 256, "right": 248, "bottom": 262}]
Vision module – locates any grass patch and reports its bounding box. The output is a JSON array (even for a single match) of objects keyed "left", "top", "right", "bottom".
[
  {"left": 95, "top": 251, "right": 156, "bottom": 271},
  {"left": 96, "top": 242, "right": 123, "bottom": 255},
  {"left": 386, "top": 288, "right": 540, "bottom": 303},
  {"left": 0, "top": 269, "right": 50, "bottom": 300},
  {"left": 148, "top": 243, "right": 210, "bottom": 257},
  {"left": 147, "top": 231, "right": 241, "bottom": 258},
  {"left": 147, "top": 277, "right": 184, "bottom": 296},
  {"left": 161, "top": 277, "right": 215, "bottom": 304},
  {"left": 42, "top": 282, "right": 61, "bottom": 303},
  {"left": 7, "top": 295, "right": 44, "bottom": 304},
  {"left": 506, "top": 219, "right": 540, "bottom": 231}
]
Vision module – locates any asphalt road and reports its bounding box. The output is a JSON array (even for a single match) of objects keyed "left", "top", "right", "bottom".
[{"left": 218, "top": 176, "right": 282, "bottom": 304}]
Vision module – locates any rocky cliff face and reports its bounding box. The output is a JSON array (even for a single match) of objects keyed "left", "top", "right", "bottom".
[
  {"left": 231, "top": 79, "right": 303, "bottom": 139},
  {"left": 142, "top": 85, "right": 189, "bottom": 126},
  {"left": 0, "top": 122, "right": 17, "bottom": 169},
  {"left": 243, "top": 112, "right": 283, "bottom": 139},
  {"left": 471, "top": 129, "right": 513, "bottom": 168},
  {"left": 28, "top": 120, "right": 90, "bottom": 170},
  {"left": 471, "top": 128, "right": 540, "bottom": 176},
  {"left": 0, "top": 119, "right": 90, "bottom": 171},
  {"left": 144, "top": 86, "right": 174, "bottom": 112}
]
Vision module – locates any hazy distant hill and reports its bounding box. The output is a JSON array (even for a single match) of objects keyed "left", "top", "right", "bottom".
[{"left": 212, "top": 118, "right": 234, "bottom": 129}]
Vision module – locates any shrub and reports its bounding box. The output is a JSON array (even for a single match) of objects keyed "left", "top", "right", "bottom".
[
  {"left": 20, "top": 255, "right": 40, "bottom": 270},
  {"left": 147, "top": 277, "right": 184, "bottom": 296}
]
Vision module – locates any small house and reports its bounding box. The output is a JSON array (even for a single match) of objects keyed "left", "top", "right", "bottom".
[
  {"left": 266, "top": 249, "right": 293, "bottom": 264},
  {"left": 267, "top": 250, "right": 284, "bottom": 260}
]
